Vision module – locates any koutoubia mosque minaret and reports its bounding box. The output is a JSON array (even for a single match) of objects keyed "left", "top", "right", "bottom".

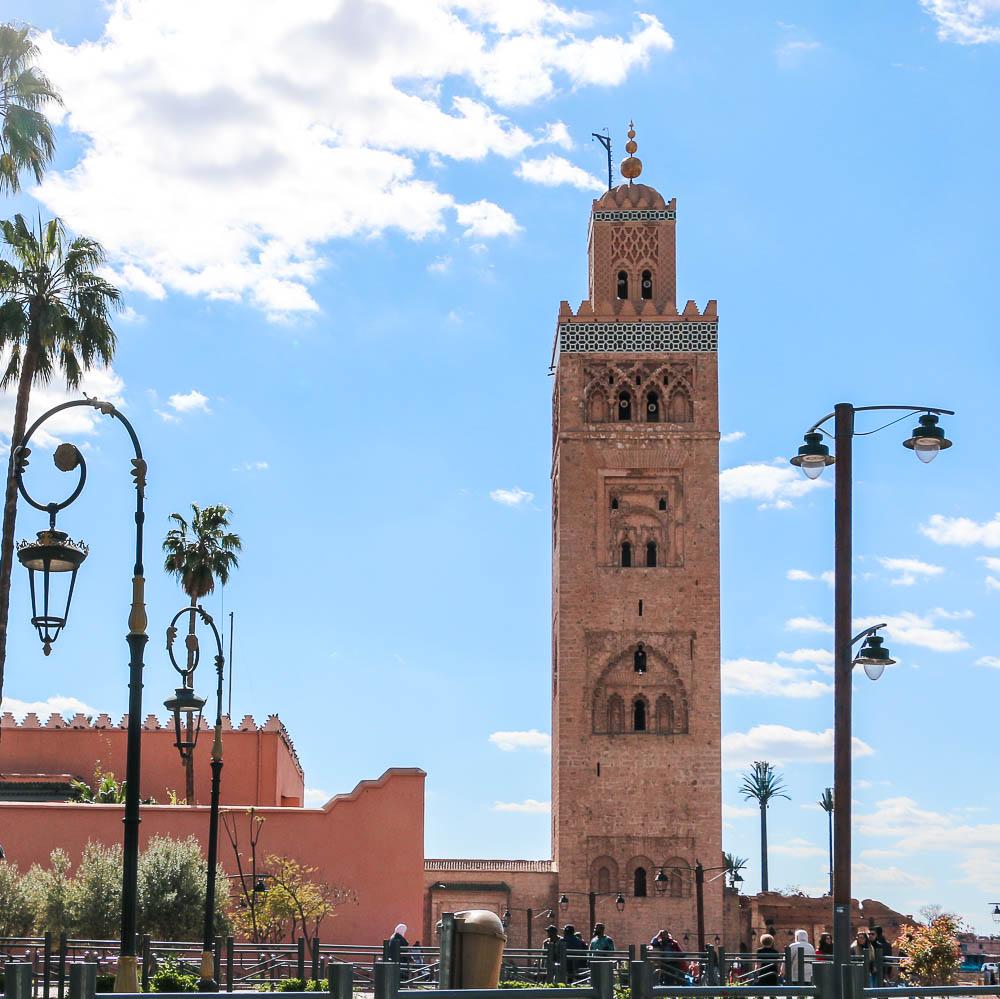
[{"left": 550, "top": 124, "right": 723, "bottom": 943}]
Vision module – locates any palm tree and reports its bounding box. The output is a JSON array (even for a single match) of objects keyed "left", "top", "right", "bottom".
[
  {"left": 739, "top": 760, "right": 789, "bottom": 892},
  {"left": 0, "top": 24, "right": 62, "bottom": 193},
  {"left": 818, "top": 787, "right": 834, "bottom": 895},
  {"left": 0, "top": 214, "right": 120, "bottom": 709},
  {"left": 163, "top": 503, "right": 241, "bottom": 802},
  {"left": 723, "top": 851, "right": 748, "bottom": 888}
]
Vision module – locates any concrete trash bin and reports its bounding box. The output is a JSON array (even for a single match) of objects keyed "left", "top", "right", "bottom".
[{"left": 439, "top": 909, "right": 508, "bottom": 988}]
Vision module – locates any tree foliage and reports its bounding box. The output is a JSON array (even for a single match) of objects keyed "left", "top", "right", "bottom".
[
  {"left": 739, "top": 760, "right": 789, "bottom": 893},
  {"left": 897, "top": 914, "right": 963, "bottom": 986},
  {"left": 68, "top": 842, "right": 122, "bottom": 938},
  {"left": 0, "top": 860, "right": 32, "bottom": 936},
  {"left": 24, "top": 848, "right": 73, "bottom": 934},
  {"left": 163, "top": 503, "right": 242, "bottom": 602}
]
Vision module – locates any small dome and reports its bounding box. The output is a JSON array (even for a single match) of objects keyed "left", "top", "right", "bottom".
[{"left": 593, "top": 183, "right": 667, "bottom": 212}]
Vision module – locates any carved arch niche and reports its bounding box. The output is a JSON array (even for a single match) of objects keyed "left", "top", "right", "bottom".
[
  {"left": 660, "top": 856, "right": 693, "bottom": 898},
  {"left": 590, "top": 855, "right": 619, "bottom": 893},
  {"left": 626, "top": 855, "right": 656, "bottom": 898},
  {"left": 603, "top": 473, "right": 683, "bottom": 568},
  {"left": 591, "top": 641, "right": 690, "bottom": 736}
]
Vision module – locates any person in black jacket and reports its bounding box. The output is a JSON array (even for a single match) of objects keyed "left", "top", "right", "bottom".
[
  {"left": 755, "top": 933, "right": 780, "bottom": 986},
  {"left": 388, "top": 923, "right": 410, "bottom": 977}
]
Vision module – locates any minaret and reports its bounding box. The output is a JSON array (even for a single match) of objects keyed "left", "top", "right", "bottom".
[{"left": 551, "top": 124, "right": 723, "bottom": 943}]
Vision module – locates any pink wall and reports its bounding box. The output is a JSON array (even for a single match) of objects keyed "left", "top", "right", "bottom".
[
  {"left": 0, "top": 767, "right": 425, "bottom": 944},
  {"left": 0, "top": 712, "right": 304, "bottom": 806}
]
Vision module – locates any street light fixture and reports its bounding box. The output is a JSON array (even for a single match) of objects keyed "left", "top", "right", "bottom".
[
  {"left": 991, "top": 903, "right": 1000, "bottom": 925},
  {"left": 557, "top": 890, "right": 624, "bottom": 933},
  {"left": 789, "top": 402, "right": 953, "bottom": 999},
  {"left": 653, "top": 861, "right": 728, "bottom": 951},
  {"left": 164, "top": 603, "right": 227, "bottom": 992},
  {"left": 13, "top": 399, "right": 148, "bottom": 993}
]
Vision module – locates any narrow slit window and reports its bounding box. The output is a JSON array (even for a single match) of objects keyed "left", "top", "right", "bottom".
[
  {"left": 634, "top": 645, "right": 647, "bottom": 673},
  {"left": 641, "top": 269, "right": 653, "bottom": 300},
  {"left": 621, "top": 541, "right": 632, "bottom": 567},
  {"left": 617, "top": 271, "right": 628, "bottom": 299},
  {"left": 633, "top": 699, "right": 646, "bottom": 732},
  {"left": 646, "top": 542, "right": 657, "bottom": 567},
  {"left": 618, "top": 391, "right": 632, "bottom": 421},
  {"left": 638, "top": 599, "right": 643, "bottom": 617},
  {"left": 634, "top": 867, "right": 647, "bottom": 897}
]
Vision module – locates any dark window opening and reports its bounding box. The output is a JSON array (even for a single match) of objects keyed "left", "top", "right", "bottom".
[
  {"left": 608, "top": 373, "right": 614, "bottom": 385},
  {"left": 611, "top": 497, "right": 619, "bottom": 510},
  {"left": 641, "top": 269, "right": 653, "bottom": 300},
  {"left": 658, "top": 498, "right": 667, "bottom": 511},
  {"left": 634, "top": 867, "right": 647, "bottom": 897},
  {"left": 638, "top": 599, "right": 643, "bottom": 617},
  {"left": 646, "top": 542, "right": 657, "bottom": 567},
  {"left": 635, "top": 374, "right": 641, "bottom": 385},
  {"left": 646, "top": 392, "right": 659, "bottom": 422},
  {"left": 617, "top": 271, "right": 628, "bottom": 299},
  {"left": 634, "top": 645, "right": 647, "bottom": 674},
  {"left": 621, "top": 541, "right": 632, "bottom": 567},
  {"left": 618, "top": 391, "right": 632, "bottom": 421},
  {"left": 633, "top": 699, "right": 647, "bottom": 731},
  {"left": 596, "top": 763, "right": 601, "bottom": 777}
]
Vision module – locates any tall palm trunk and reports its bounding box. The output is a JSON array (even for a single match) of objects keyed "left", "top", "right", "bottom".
[
  {"left": 759, "top": 803, "right": 769, "bottom": 892},
  {"left": 0, "top": 305, "right": 41, "bottom": 712}
]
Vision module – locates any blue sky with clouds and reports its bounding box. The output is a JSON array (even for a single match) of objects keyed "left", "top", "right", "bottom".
[{"left": 3, "top": 0, "right": 1000, "bottom": 932}]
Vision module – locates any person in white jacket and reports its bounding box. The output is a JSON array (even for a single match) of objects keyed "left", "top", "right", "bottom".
[{"left": 788, "top": 929, "right": 816, "bottom": 983}]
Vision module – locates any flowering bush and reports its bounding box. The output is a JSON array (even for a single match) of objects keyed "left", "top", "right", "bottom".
[{"left": 896, "top": 914, "right": 962, "bottom": 986}]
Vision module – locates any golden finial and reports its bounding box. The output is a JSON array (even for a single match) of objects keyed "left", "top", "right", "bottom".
[{"left": 620, "top": 120, "right": 642, "bottom": 182}]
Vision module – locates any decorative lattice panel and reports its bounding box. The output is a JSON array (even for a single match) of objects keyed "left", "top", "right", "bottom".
[
  {"left": 592, "top": 210, "right": 676, "bottom": 222},
  {"left": 559, "top": 321, "right": 717, "bottom": 353},
  {"left": 612, "top": 224, "right": 658, "bottom": 265}
]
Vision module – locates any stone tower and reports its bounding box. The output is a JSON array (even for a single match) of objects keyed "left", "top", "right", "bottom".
[{"left": 551, "top": 135, "right": 723, "bottom": 945}]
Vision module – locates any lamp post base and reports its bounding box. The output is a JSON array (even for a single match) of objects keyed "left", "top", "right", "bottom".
[
  {"left": 198, "top": 950, "right": 218, "bottom": 992},
  {"left": 114, "top": 956, "right": 140, "bottom": 993}
]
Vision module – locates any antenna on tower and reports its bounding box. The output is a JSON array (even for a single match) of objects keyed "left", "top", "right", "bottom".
[{"left": 592, "top": 129, "right": 613, "bottom": 191}]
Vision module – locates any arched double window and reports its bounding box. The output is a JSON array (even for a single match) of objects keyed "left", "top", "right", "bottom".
[
  {"left": 646, "top": 391, "right": 660, "bottom": 422},
  {"left": 616, "top": 271, "right": 628, "bottom": 299},
  {"left": 618, "top": 391, "right": 632, "bottom": 421},
  {"left": 620, "top": 541, "right": 632, "bottom": 567},
  {"left": 646, "top": 542, "right": 657, "bottom": 567},
  {"left": 641, "top": 269, "right": 653, "bottom": 300},
  {"left": 633, "top": 697, "right": 647, "bottom": 732}
]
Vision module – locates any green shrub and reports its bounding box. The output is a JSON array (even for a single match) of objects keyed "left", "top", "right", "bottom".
[
  {"left": 149, "top": 958, "right": 198, "bottom": 993},
  {"left": 95, "top": 973, "right": 116, "bottom": 993},
  {"left": 277, "top": 979, "right": 306, "bottom": 992}
]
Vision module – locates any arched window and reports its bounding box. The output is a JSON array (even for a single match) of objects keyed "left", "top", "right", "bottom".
[
  {"left": 616, "top": 271, "right": 628, "bottom": 299},
  {"left": 607, "top": 695, "right": 625, "bottom": 732},
  {"left": 658, "top": 498, "right": 667, "bottom": 511},
  {"left": 641, "top": 269, "right": 653, "bottom": 300},
  {"left": 598, "top": 867, "right": 611, "bottom": 893},
  {"left": 634, "top": 867, "right": 647, "bottom": 897},
  {"left": 620, "top": 541, "right": 632, "bottom": 567},
  {"left": 656, "top": 695, "right": 674, "bottom": 733},
  {"left": 618, "top": 391, "right": 632, "bottom": 421},
  {"left": 646, "top": 392, "right": 660, "bottom": 422},
  {"left": 633, "top": 697, "right": 647, "bottom": 732},
  {"left": 634, "top": 645, "right": 647, "bottom": 674},
  {"left": 646, "top": 542, "right": 657, "bottom": 567},
  {"left": 610, "top": 497, "right": 619, "bottom": 510}
]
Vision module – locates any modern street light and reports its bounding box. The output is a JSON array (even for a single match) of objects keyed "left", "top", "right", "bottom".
[
  {"left": 789, "top": 402, "right": 953, "bottom": 999},
  {"left": 13, "top": 398, "right": 148, "bottom": 993},
  {"left": 164, "top": 603, "right": 226, "bottom": 992},
  {"left": 991, "top": 903, "right": 1000, "bottom": 925},
  {"left": 558, "top": 890, "right": 625, "bottom": 934}
]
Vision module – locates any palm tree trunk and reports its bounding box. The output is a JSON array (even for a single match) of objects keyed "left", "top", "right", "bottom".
[
  {"left": 760, "top": 803, "right": 769, "bottom": 892},
  {"left": 827, "top": 809, "right": 834, "bottom": 895},
  {"left": 0, "top": 309, "right": 41, "bottom": 716}
]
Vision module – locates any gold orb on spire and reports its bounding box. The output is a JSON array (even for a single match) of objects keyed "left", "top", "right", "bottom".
[{"left": 620, "top": 120, "right": 642, "bottom": 181}]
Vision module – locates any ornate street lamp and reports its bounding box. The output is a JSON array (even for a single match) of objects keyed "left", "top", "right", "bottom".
[
  {"left": 13, "top": 399, "right": 148, "bottom": 992},
  {"left": 164, "top": 603, "right": 226, "bottom": 992},
  {"left": 789, "top": 402, "right": 953, "bottom": 999},
  {"left": 991, "top": 904, "right": 1000, "bottom": 925}
]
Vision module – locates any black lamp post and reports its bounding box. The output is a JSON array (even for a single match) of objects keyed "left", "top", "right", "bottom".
[
  {"left": 789, "top": 403, "right": 953, "bottom": 999},
  {"left": 558, "top": 890, "right": 625, "bottom": 936},
  {"left": 164, "top": 603, "right": 226, "bottom": 992},
  {"left": 502, "top": 907, "right": 553, "bottom": 949},
  {"left": 12, "top": 399, "right": 148, "bottom": 993},
  {"left": 654, "top": 861, "right": 730, "bottom": 951}
]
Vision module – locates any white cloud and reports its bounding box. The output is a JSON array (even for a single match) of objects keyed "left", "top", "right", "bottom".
[
  {"left": 786, "top": 568, "right": 834, "bottom": 585},
  {"left": 1, "top": 695, "right": 98, "bottom": 720},
  {"left": 720, "top": 431, "right": 745, "bottom": 444},
  {"left": 427, "top": 255, "right": 452, "bottom": 275},
  {"left": 722, "top": 658, "right": 832, "bottom": 699},
  {"left": 0, "top": 359, "right": 126, "bottom": 450},
  {"left": 776, "top": 38, "right": 821, "bottom": 67},
  {"left": 722, "top": 724, "right": 873, "bottom": 770},
  {"left": 455, "top": 199, "right": 521, "bottom": 238},
  {"left": 35, "top": 3, "right": 672, "bottom": 315},
  {"left": 852, "top": 861, "right": 931, "bottom": 889},
  {"left": 490, "top": 486, "right": 534, "bottom": 507},
  {"left": 920, "top": 512, "right": 1000, "bottom": 547},
  {"left": 168, "top": 389, "right": 211, "bottom": 413},
  {"left": 722, "top": 803, "right": 758, "bottom": 819},
  {"left": 234, "top": 460, "right": 269, "bottom": 472},
  {"left": 877, "top": 556, "right": 945, "bottom": 586},
  {"left": 785, "top": 615, "right": 833, "bottom": 634},
  {"left": 719, "top": 459, "right": 828, "bottom": 510},
  {"left": 489, "top": 728, "right": 551, "bottom": 753},
  {"left": 770, "top": 838, "right": 826, "bottom": 858},
  {"left": 853, "top": 610, "right": 970, "bottom": 653},
  {"left": 920, "top": 0, "right": 1000, "bottom": 44},
  {"left": 777, "top": 648, "right": 834, "bottom": 665},
  {"left": 515, "top": 154, "right": 604, "bottom": 192},
  {"left": 979, "top": 556, "right": 1000, "bottom": 572},
  {"left": 303, "top": 788, "right": 329, "bottom": 807},
  {"left": 987, "top": 576, "right": 1000, "bottom": 591},
  {"left": 491, "top": 798, "right": 551, "bottom": 813},
  {"left": 975, "top": 656, "right": 1000, "bottom": 669},
  {"left": 155, "top": 409, "right": 179, "bottom": 423}
]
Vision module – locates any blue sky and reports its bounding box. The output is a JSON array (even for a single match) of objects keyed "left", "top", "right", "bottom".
[{"left": 2, "top": 0, "right": 1000, "bottom": 933}]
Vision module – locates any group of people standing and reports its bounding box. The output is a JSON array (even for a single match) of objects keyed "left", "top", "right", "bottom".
[
  {"left": 753, "top": 926, "right": 893, "bottom": 986},
  {"left": 542, "top": 923, "right": 616, "bottom": 982}
]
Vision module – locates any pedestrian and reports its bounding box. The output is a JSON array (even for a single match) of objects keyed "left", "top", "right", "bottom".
[
  {"left": 788, "top": 929, "right": 815, "bottom": 983},
  {"left": 388, "top": 923, "right": 410, "bottom": 978},
  {"left": 562, "top": 924, "right": 584, "bottom": 983},
  {"left": 590, "top": 923, "right": 615, "bottom": 954},
  {"left": 816, "top": 933, "right": 833, "bottom": 961},
  {"left": 649, "top": 930, "right": 671, "bottom": 984},
  {"left": 755, "top": 933, "right": 780, "bottom": 987},
  {"left": 872, "top": 927, "right": 892, "bottom": 981},
  {"left": 542, "top": 925, "right": 566, "bottom": 983},
  {"left": 852, "top": 931, "right": 875, "bottom": 987}
]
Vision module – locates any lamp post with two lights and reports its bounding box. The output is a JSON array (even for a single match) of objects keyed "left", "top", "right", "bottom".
[{"left": 557, "top": 890, "right": 626, "bottom": 940}]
